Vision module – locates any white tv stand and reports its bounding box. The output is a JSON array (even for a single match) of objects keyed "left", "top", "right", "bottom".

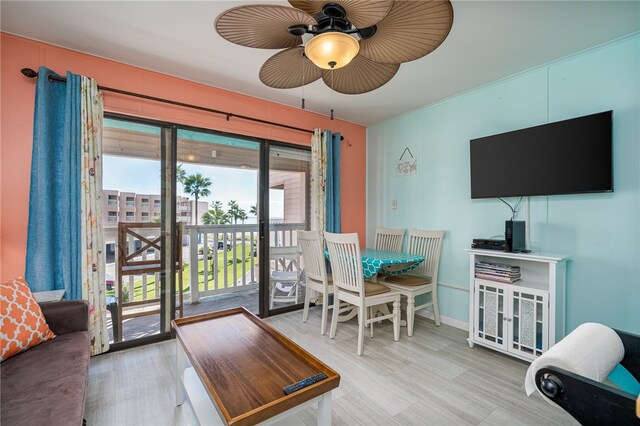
[{"left": 466, "top": 249, "right": 569, "bottom": 362}]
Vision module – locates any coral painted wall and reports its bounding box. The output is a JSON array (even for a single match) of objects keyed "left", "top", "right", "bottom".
[{"left": 0, "top": 33, "right": 367, "bottom": 280}]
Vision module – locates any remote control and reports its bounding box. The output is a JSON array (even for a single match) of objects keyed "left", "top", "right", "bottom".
[{"left": 283, "top": 373, "right": 328, "bottom": 395}]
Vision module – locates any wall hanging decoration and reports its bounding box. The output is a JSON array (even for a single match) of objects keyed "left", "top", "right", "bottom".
[{"left": 396, "top": 147, "right": 416, "bottom": 176}]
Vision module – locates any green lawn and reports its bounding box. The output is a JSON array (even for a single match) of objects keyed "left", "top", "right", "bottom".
[{"left": 108, "top": 243, "right": 256, "bottom": 302}]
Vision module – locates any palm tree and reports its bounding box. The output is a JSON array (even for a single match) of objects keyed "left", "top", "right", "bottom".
[
  {"left": 203, "top": 201, "right": 230, "bottom": 271},
  {"left": 227, "top": 200, "right": 242, "bottom": 224},
  {"left": 183, "top": 173, "right": 212, "bottom": 225},
  {"left": 202, "top": 210, "right": 224, "bottom": 225},
  {"left": 202, "top": 201, "right": 230, "bottom": 225},
  {"left": 249, "top": 204, "right": 257, "bottom": 217},
  {"left": 176, "top": 163, "right": 186, "bottom": 184},
  {"left": 238, "top": 210, "right": 248, "bottom": 224}
]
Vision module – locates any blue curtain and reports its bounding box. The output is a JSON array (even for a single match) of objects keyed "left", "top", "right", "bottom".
[
  {"left": 25, "top": 67, "right": 82, "bottom": 300},
  {"left": 325, "top": 131, "right": 341, "bottom": 233}
]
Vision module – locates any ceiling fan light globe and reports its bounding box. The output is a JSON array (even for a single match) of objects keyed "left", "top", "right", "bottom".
[{"left": 304, "top": 32, "right": 359, "bottom": 70}]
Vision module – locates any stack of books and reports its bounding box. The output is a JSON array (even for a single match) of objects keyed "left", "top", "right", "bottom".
[{"left": 475, "top": 262, "right": 521, "bottom": 283}]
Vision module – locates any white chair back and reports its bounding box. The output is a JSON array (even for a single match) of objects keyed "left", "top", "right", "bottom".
[
  {"left": 324, "top": 232, "right": 364, "bottom": 296},
  {"left": 268, "top": 245, "right": 301, "bottom": 309},
  {"left": 375, "top": 227, "right": 405, "bottom": 253},
  {"left": 407, "top": 229, "right": 444, "bottom": 281},
  {"left": 297, "top": 230, "right": 327, "bottom": 284},
  {"left": 269, "top": 246, "right": 301, "bottom": 272}
]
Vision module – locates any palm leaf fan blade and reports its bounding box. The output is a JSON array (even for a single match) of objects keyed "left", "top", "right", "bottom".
[
  {"left": 260, "top": 47, "right": 322, "bottom": 89},
  {"left": 322, "top": 54, "right": 399, "bottom": 94},
  {"left": 215, "top": 5, "right": 316, "bottom": 49},
  {"left": 358, "top": 0, "right": 454, "bottom": 64}
]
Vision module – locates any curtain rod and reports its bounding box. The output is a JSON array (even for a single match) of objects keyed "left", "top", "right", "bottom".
[{"left": 20, "top": 67, "right": 344, "bottom": 140}]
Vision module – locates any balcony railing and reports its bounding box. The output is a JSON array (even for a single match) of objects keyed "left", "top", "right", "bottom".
[
  {"left": 105, "top": 222, "right": 305, "bottom": 307},
  {"left": 185, "top": 223, "right": 304, "bottom": 303},
  {"left": 186, "top": 224, "right": 258, "bottom": 303}
]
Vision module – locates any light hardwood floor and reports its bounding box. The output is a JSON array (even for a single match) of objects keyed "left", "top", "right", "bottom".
[{"left": 86, "top": 308, "right": 578, "bottom": 425}]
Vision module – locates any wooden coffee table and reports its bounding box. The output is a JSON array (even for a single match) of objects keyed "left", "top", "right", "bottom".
[{"left": 172, "top": 308, "right": 340, "bottom": 426}]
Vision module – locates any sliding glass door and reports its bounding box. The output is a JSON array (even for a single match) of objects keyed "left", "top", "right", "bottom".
[
  {"left": 265, "top": 144, "right": 311, "bottom": 315},
  {"left": 102, "top": 113, "right": 311, "bottom": 346},
  {"left": 102, "top": 117, "right": 175, "bottom": 345},
  {"left": 176, "top": 128, "right": 261, "bottom": 316}
]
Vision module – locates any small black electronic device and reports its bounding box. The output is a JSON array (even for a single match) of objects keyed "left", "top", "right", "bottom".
[
  {"left": 505, "top": 220, "right": 526, "bottom": 252},
  {"left": 283, "top": 373, "right": 328, "bottom": 395},
  {"left": 471, "top": 239, "right": 506, "bottom": 251}
]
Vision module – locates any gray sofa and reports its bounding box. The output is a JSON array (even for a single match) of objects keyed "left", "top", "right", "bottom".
[{"left": 1, "top": 300, "right": 90, "bottom": 425}]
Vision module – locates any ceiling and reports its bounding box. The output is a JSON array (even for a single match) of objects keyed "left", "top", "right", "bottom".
[
  {"left": 103, "top": 126, "right": 306, "bottom": 172},
  {"left": 2, "top": 1, "right": 639, "bottom": 126}
]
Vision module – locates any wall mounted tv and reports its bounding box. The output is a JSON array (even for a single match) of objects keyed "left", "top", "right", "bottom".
[{"left": 470, "top": 111, "right": 613, "bottom": 199}]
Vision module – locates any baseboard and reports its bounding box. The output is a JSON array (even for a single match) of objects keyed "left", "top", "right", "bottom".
[{"left": 416, "top": 310, "right": 468, "bottom": 331}]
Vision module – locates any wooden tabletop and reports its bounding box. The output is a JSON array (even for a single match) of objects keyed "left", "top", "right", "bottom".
[{"left": 172, "top": 307, "right": 340, "bottom": 426}]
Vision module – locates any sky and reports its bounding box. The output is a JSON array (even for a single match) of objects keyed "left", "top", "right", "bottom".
[{"left": 103, "top": 156, "right": 284, "bottom": 220}]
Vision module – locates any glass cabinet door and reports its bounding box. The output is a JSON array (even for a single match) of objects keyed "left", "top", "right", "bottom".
[
  {"left": 474, "top": 281, "right": 508, "bottom": 351},
  {"left": 509, "top": 289, "right": 548, "bottom": 359}
]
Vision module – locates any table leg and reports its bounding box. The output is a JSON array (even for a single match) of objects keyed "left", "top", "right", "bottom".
[
  {"left": 333, "top": 295, "right": 357, "bottom": 322},
  {"left": 317, "top": 392, "right": 332, "bottom": 426},
  {"left": 176, "top": 341, "right": 187, "bottom": 406},
  {"left": 337, "top": 305, "right": 358, "bottom": 322}
]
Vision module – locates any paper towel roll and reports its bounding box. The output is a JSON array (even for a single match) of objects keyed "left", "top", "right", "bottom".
[{"left": 525, "top": 322, "right": 624, "bottom": 399}]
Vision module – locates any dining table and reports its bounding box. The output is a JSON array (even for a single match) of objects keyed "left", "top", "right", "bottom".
[
  {"left": 325, "top": 248, "right": 426, "bottom": 323},
  {"left": 358, "top": 248, "right": 425, "bottom": 281}
]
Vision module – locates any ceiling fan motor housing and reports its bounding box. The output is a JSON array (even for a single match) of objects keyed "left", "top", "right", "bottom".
[
  {"left": 288, "top": 2, "right": 354, "bottom": 36},
  {"left": 314, "top": 2, "right": 352, "bottom": 33},
  {"left": 321, "top": 2, "right": 346, "bottom": 19}
]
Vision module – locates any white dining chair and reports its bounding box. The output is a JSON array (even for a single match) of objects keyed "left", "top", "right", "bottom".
[
  {"left": 269, "top": 246, "right": 302, "bottom": 310},
  {"left": 325, "top": 231, "right": 401, "bottom": 356},
  {"left": 298, "top": 230, "right": 334, "bottom": 335},
  {"left": 374, "top": 227, "right": 405, "bottom": 253},
  {"left": 381, "top": 229, "right": 445, "bottom": 336}
]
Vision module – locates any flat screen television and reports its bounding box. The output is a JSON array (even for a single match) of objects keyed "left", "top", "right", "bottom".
[{"left": 470, "top": 111, "right": 613, "bottom": 199}]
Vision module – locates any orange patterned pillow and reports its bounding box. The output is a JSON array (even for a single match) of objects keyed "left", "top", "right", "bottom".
[{"left": 1, "top": 278, "right": 55, "bottom": 361}]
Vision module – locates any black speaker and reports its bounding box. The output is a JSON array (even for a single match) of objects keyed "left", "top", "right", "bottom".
[{"left": 505, "top": 220, "right": 526, "bottom": 252}]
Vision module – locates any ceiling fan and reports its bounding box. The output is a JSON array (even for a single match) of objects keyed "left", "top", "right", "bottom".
[{"left": 215, "top": 1, "right": 454, "bottom": 95}]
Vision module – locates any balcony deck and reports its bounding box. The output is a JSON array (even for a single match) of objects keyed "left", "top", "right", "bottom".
[{"left": 106, "top": 289, "right": 259, "bottom": 342}]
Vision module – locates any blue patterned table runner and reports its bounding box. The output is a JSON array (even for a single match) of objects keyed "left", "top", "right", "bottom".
[{"left": 325, "top": 248, "right": 425, "bottom": 279}]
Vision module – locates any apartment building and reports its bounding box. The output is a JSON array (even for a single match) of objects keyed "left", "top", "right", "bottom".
[{"left": 102, "top": 190, "right": 207, "bottom": 225}]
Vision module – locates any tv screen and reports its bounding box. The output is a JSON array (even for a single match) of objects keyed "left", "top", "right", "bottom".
[{"left": 470, "top": 111, "right": 613, "bottom": 199}]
